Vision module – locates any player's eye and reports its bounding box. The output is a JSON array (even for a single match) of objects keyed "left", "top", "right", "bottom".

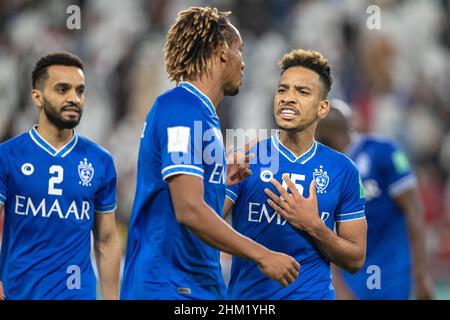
[
  {"left": 56, "top": 87, "right": 67, "bottom": 94},
  {"left": 77, "top": 88, "right": 84, "bottom": 96}
]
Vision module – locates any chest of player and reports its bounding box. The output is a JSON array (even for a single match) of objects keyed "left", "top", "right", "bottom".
[
  {"left": 240, "top": 159, "right": 341, "bottom": 229},
  {"left": 6, "top": 154, "right": 101, "bottom": 224},
  {"left": 200, "top": 121, "right": 227, "bottom": 187}
]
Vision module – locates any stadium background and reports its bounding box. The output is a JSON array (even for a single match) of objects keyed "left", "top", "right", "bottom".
[{"left": 0, "top": 0, "right": 449, "bottom": 298}]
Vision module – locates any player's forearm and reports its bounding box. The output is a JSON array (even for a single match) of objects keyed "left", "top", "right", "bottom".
[
  {"left": 404, "top": 206, "right": 428, "bottom": 277},
  {"left": 222, "top": 198, "right": 234, "bottom": 220},
  {"left": 396, "top": 189, "right": 429, "bottom": 277},
  {"left": 307, "top": 223, "right": 365, "bottom": 273},
  {"left": 177, "top": 202, "right": 270, "bottom": 264},
  {"left": 94, "top": 235, "right": 121, "bottom": 300},
  {"left": 331, "top": 264, "right": 356, "bottom": 300}
]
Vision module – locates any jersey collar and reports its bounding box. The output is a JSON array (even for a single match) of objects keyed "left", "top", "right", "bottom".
[
  {"left": 271, "top": 131, "right": 318, "bottom": 164},
  {"left": 29, "top": 125, "right": 78, "bottom": 158},
  {"left": 179, "top": 82, "right": 217, "bottom": 118}
]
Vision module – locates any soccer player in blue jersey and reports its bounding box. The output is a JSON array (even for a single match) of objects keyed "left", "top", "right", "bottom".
[
  {"left": 0, "top": 52, "right": 121, "bottom": 300},
  {"left": 316, "top": 99, "right": 434, "bottom": 300},
  {"left": 120, "top": 7, "right": 300, "bottom": 300},
  {"left": 223, "top": 49, "right": 368, "bottom": 300}
]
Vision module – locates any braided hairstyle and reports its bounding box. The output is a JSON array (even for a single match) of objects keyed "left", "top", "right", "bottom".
[{"left": 164, "top": 7, "right": 236, "bottom": 84}]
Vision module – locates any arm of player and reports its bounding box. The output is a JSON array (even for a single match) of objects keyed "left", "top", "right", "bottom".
[
  {"left": 168, "top": 174, "right": 300, "bottom": 287},
  {"left": 395, "top": 187, "right": 434, "bottom": 300},
  {"left": 222, "top": 197, "right": 234, "bottom": 220},
  {"left": 265, "top": 175, "right": 367, "bottom": 273},
  {"left": 331, "top": 264, "right": 356, "bottom": 300},
  {"left": 93, "top": 212, "right": 121, "bottom": 300}
]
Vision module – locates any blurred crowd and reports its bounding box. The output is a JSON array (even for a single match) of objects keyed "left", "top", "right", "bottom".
[{"left": 0, "top": 0, "right": 449, "bottom": 290}]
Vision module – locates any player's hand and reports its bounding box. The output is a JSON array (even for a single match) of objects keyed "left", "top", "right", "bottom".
[
  {"left": 225, "top": 138, "right": 258, "bottom": 186},
  {"left": 414, "top": 273, "right": 434, "bottom": 300},
  {"left": 0, "top": 281, "right": 5, "bottom": 300},
  {"left": 256, "top": 251, "right": 300, "bottom": 287},
  {"left": 265, "top": 175, "right": 322, "bottom": 233}
]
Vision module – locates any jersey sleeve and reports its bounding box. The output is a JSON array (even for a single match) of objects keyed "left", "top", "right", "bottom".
[
  {"left": 0, "top": 145, "right": 8, "bottom": 206},
  {"left": 381, "top": 141, "right": 417, "bottom": 198},
  {"left": 94, "top": 153, "right": 117, "bottom": 213},
  {"left": 335, "top": 162, "right": 366, "bottom": 222},
  {"left": 156, "top": 100, "right": 205, "bottom": 181},
  {"left": 226, "top": 183, "right": 241, "bottom": 203}
]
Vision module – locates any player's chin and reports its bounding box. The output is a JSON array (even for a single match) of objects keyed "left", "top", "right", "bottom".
[
  {"left": 275, "top": 118, "right": 299, "bottom": 131},
  {"left": 224, "top": 87, "right": 240, "bottom": 97},
  {"left": 60, "top": 118, "right": 81, "bottom": 129}
]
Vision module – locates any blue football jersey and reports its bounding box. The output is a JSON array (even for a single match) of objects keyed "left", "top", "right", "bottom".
[
  {"left": 226, "top": 134, "right": 365, "bottom": 300},
  {"left": 0, "top": 127, "right": 117, "bottom": 300},
  {"left": 341, "top": 134, "right": 416, "bottom": 299},
  {"left": 121, "top": 82, "right": 227, "bottom": 300}
]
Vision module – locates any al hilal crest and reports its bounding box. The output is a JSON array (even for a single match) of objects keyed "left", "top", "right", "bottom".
[
  {"left": 78, "top": 158, "right": 94, "bottom": 187},
  {"left": 313, "top": 165, "right": 329, "bottom": 194}
]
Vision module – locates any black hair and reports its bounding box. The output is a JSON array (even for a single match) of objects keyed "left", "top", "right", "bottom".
[
  {"left": 278, "top": 49, "right": 333, "bottom": 97},
  {"left": 32, "top": 52, "right": 84, "bottom": 89}
]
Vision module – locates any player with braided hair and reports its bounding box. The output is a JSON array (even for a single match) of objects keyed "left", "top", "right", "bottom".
[{"left": 120, "top": 7, "right": 300, "bottom": 300}]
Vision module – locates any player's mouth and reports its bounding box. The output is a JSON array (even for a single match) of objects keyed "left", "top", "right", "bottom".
[
  {"left": 278, "top": 106, "right": 299, "bottom": 120},
  {"left": 61, "top": 105, "right": 81, "bottom": 117}
]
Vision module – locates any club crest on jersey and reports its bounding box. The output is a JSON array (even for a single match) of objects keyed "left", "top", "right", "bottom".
[
  {"left": 78, "top": 158, "right": 94, "bottom": 187},
  {"left": 313, "top": 165, "right": 329, "bottom": 194}
]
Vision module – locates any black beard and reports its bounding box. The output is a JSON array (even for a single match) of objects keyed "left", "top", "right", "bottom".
[{"left": 43, "top": 100, "right": 81, "bottom": 129}]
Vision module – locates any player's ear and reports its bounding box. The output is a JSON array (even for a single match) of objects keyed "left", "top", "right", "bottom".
[
  {"left": 219, "top": 42, "right": 229, "bottom": 63},
  {"left": 31, "top": 89, "right": 44, "bottom": 109},
  {"left": 318, "top": 99, "right": 329, "bottom": 120}
]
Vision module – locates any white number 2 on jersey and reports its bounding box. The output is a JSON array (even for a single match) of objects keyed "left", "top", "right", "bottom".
[{"left": 48, "top": 165, "right": 64, "bottom": 196}]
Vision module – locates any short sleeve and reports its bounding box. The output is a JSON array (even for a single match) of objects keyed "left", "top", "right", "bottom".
[
  {"left": 382, "top": 141, "right": 417, "bottom": 197},
  {"left": 0, "top": 145, "right": 8, "bottom": 206},
  {"left": 157, "top": 101, "right": 205, "bottom": 181},
  {"left": 226, "top": 183, "right": 241, "bottom": 203},
  {"left": 335, "top": 162, "right": 366, "bottom": 222},
  {"left": 94, "top": 153, "right": 117, "bottom": 213}
]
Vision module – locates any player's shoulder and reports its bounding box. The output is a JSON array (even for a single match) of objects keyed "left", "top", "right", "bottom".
[
  {"left": 361, "top": 133, "right": 401, "bottom": 151},
  {"left": 317, "top": 142, "right": 354, "bottom": 164},
  {"left": 76, "top": 134, "right": 114, "bottom": 161},
  {"left": 316, "top": 142, "right": 359, "bottom": 172},
  {"left": 0, "top": 132, "right": 31, "bottom": 154},
  {"left": 153, "top": 85, "right": 204, "bottom": 117}
]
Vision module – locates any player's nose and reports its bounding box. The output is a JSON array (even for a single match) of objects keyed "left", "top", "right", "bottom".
[
  {"left": 280, "top": 95, "right": 296, "bottom": 105},
  {"left": 66, "top": 89, "right": 81, "bottom": 104}
]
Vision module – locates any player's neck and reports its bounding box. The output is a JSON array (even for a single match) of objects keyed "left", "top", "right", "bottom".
[
  {"left": 36, "top": 120, "right": 74, "bottom": 151},
  {"left": 186, "top": 78, "right": 223, "bottom": 109},
  {"left": 278, "top": 130, "right": 315, "bottom": 158}
]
